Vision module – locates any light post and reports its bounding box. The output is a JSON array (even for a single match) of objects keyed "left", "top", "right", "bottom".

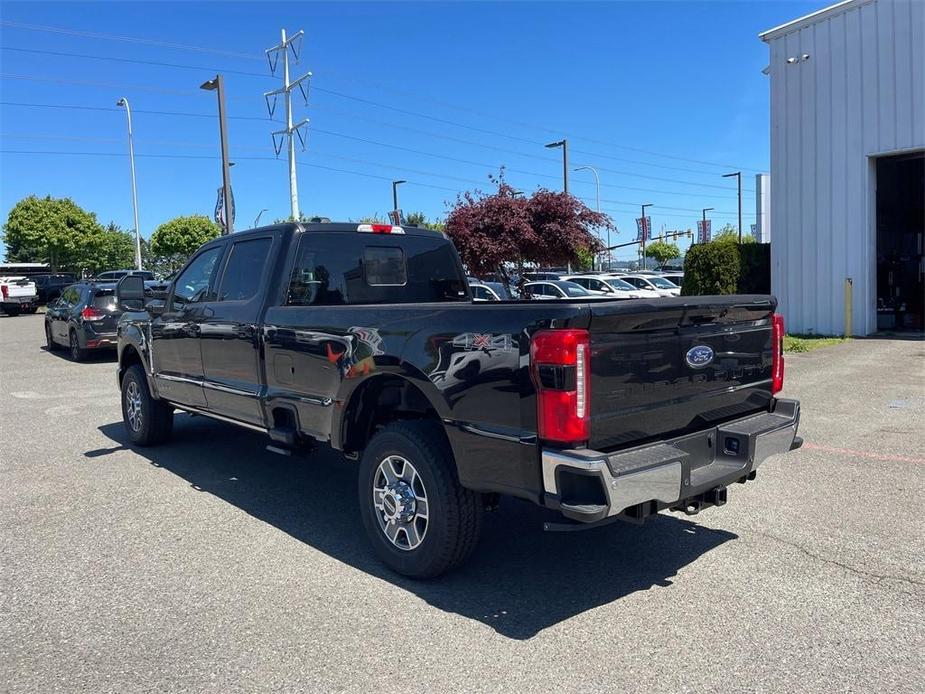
[
  {"left": 116, "top": 98, "right": 142, "bottom": 270},
  {"left": 254, "top": 209, "right": 268, "bottom": 227},
  {"left": 701, "top": 207, "right": 714, "bottom": 244},
  {"left": 640, "top": 203, "right": 653, "bottom": 269},
  {"left": 545, "top": 139, "right": 568, "bottom": 194},
  {"left": 392, "top": 179, "right": 406, "bottom": 218},
  {"left": 722, "top": 171, "right": 742, "bottom": 242},
  {"left": 201, "top": 74, "right": 233, "bottom": 234},
  {"left": 574, "top": 165, "right": 604, "bottom": 267}
]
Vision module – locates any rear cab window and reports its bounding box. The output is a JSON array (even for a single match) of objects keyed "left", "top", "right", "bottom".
[{"left": 287, "top": 232, "right": 468, "bottom": 306}]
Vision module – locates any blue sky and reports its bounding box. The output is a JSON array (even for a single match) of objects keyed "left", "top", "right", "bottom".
[{"left": 1, "top": 0, "right": 827, "bottom": 261}]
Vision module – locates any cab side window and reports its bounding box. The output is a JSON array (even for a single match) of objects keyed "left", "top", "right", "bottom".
[
  {"left": 171, "top": 247, "right": 223, "bottom": 309},
  {"left": 217, "top": 238, "right": 272, "bottom": 302}
]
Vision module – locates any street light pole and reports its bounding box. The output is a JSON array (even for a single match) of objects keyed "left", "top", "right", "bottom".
[
  {"left": 116, "top": 98, "right": 142, "bottom": 270},
  {"left": 575, "top": 165, "right": 605, "bottom": 268},
  {"left": 545, "top": 139, "right": 568, "bottom": 194},
  {"left": 641, "top": 203, "right": 653, "bottom": 269},
  {"left": 254, "top": 209, "right": 268, "bottom": 227},
  {"left": 392, "top": 179, "right": 406, "bottom": 217},
  {"left": 722, "top": 171, "right": 742, "bottom": 242},
  {"left": 201, "top": 74, "right": 233, "bottom": 234},
  {"left": 701, "top": 207, "right": 714, "bottom": 243}
]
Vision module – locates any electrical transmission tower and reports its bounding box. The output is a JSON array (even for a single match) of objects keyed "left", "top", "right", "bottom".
[{"left": 264, "top": 29, "right": 311, "bottom": 221}]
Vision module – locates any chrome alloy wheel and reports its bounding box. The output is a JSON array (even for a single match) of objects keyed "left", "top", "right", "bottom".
[
  {"left": 373, "top": 455, "right": 429, "bottom": 551},
  {"left": 125, "top": 380, "right": 143, "bottom": 433}
]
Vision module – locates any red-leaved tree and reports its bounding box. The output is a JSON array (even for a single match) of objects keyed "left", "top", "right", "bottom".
[{"left": 445, "top": 172, "right": 610, "bottom": 286}]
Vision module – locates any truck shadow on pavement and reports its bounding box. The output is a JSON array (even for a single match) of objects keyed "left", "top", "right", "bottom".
[{"left": 93, "top": 415, "right": 737, "bottom": 640}]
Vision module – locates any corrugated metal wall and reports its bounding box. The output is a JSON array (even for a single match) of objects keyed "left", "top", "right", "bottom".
[{"left": 766, "top": 0, "right": 925, "bottom": 335}]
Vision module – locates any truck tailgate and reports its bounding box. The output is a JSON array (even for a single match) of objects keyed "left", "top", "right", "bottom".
[{"left": 588, "top": 296, "right": 776, "bottom": 451}]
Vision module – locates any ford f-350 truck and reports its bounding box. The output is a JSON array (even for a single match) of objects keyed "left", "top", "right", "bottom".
[{"left": 115, "top": 222, "right": 801, "bottom": 578}]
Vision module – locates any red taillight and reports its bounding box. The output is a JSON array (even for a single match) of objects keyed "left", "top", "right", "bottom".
[
  {"left": 530, "top": 329, "right": 590, "bottom": 445},
  {"left": 771, "top": 313, "right": 785, "bottom": 394},
  {"left": 0, "top": 285, "right": 7, "bottom": 298},
  {"left": 81, "top": 306, "right": 104, "bottom": 321},
  {"left": 357, "top": 223, "right": 405, "bottom": 234}
]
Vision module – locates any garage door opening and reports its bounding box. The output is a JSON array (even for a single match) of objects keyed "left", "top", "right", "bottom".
[{"left": 876, "top": 152, "right": 924, "bottom": 332}]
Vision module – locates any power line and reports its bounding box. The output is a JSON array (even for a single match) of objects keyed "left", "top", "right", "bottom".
[
  {"left": 2, "top": 45, "right": 762, "bottom": 181},
  {"left": 0, "top": 34, "right": 765, "bottom": 173},
  {"left": 0, "top": 20, "right": 263, "bottom": 61},
  {"left": 0, "top": 100, "right": 754, "bottom": 200},
  {"left": 0, "top": 147, "right": 754, "bottom": 219}
]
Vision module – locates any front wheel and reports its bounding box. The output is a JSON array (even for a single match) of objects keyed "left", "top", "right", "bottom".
[
  {"left": 121, "top": 364, "right": 173, "bottom": 446},
  {"left": 358, "top": 421, "right": 482, "bottom": 578}
]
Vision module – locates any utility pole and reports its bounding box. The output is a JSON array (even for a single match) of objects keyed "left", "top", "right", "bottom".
[
  {"left": 545, "top": 139, "right": 568, "bottom": 194},
  {"left": 200, "top": 75, "right": 234, "bottom": 234},
  {"left": 722, "top": 171, "right": 742, "bottom": 242},
  {"left": 265, "top": 29, "right": 311, "bottom": 221},
  {"left": 575, "top": 165, "right": 605, "bottom": 268},
  {"left": 116, "top": 98, "right": 142, "bottom": 268},
  {"left": 640, "top": 203, "right": 653, "bottom": 269}
]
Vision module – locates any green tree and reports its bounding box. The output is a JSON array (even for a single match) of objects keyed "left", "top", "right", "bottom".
[
  {"left": 2, "top": 195, "right": 106, "bottom": 272},
  {"left": 644, "top": 240, "right": 681, "bottom": 265},
  {"left": 88, "top": 224, "right": 136, "bottom": 275},
  {"left": 150, "top": 215, "right": 220, "bottom": 274},
  {"left": 713, "top": 223, "right": 756, "bottom": 244}
]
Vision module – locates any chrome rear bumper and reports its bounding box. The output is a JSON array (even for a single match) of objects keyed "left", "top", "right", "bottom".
[{"left": 542, "top": 399, "right": 800, "bottom": 522}]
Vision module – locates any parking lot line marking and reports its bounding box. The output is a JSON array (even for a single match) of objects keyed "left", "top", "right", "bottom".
[
  {"left": 10, "top": 388, "right": 114, "bottom": 400},
  {"left": 804, "top": 442, "right": 925, "bottom": 465}
]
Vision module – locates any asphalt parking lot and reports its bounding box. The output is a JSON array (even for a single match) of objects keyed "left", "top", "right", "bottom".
[{"left": 2, "top": 312, "right": 923, "bottom": 693}]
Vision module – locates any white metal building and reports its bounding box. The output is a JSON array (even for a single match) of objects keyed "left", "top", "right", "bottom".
[{"left": 760, "top": 0, "right": 924, "bottom": 335}]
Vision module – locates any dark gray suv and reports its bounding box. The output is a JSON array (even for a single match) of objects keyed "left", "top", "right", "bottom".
[{"left": 44, "top": 282, "right": 122, "bottom": 361}]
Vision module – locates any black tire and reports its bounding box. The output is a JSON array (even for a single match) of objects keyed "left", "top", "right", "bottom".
[
  {"left": 3, "top": 304, "right": 21, "bottom": 317},
  {"left": 45, "top": 323, "right": 58, "bottom": 351},
  {"left": 69, "top": 329, "right": 86, "bottom": 362},
  {"left": 121, "top": 364, "right": 174, "bottom": 446},
  {"left": 358, "top": 420, "right": 483, "bottom": 578}
]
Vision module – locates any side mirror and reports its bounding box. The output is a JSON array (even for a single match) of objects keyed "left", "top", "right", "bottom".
[
  {"left": 116, "top": 275, "right": 145, "bottom": 311},
  {"left": 145, "top": 299, "right": 167, "bottom": 317}
]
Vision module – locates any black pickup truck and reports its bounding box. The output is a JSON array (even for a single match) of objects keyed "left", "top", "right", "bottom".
[{"left": 115, "top": 221, "right": 801, "bottom": 578}]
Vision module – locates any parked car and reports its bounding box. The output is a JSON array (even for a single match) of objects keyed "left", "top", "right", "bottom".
[
  {"left": 622, "top": 274, "right": 682, "bottom": 297},
  {"left": 0, "top": 276, "right": 38, "bottom": 316},
  {"left": 523, "top": 280, "right": 596, "bottom": 300},
  {"left": 661, "top": 272, "right": 684, "bottom": 286},
  {"left": 561, "top": 274, "right": 658, "bottom": 299},
  {"left": 44, "top": 282, "right": 122, "bottom": 360},
  {"left": 470, "top": 282, "right": 501, "bottom": 302},
  {"left": 32, "top": 273, "right": 77, "bottom": 303},
  {"left": 522, "top": 271, "right": 562, "bottom": 282},
  {"left": 95, "top": 269, "right": 155, "bottom": 282},
  {"left": 113, "top": 221, "right": 800, "bottom": 578}
]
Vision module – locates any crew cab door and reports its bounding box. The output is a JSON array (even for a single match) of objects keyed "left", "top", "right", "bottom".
[
  {"left": 198, "top": 234, "right": 276, "bottom": 426},
  {"left": 151, "top": 244, "right": 224, "bottom": 408}
]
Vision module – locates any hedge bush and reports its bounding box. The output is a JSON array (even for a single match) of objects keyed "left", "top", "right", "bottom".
[{"left": 681, "top": 240, "right": 770, "bottom": 296}]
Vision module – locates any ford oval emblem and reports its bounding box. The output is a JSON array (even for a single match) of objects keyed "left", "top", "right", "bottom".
[{"left": 685, "top": 345, "right": 714, "bottom": 368}]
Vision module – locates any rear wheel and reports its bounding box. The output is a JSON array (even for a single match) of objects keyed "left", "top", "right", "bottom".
[
  {"left": 2, "top": 304, "right": 21, "bottom": 317},
  {"left": 69, "top": 329, "right": 86, "bottom": 362},
  {"left": 358, "top": 421, "right": 482, "bottom": 578},
  {"left": 121, "top": 364, "right": 173, "bottom": 446},
  {"left": 45, "top": 323, "right": 58, "bottom": 351}
]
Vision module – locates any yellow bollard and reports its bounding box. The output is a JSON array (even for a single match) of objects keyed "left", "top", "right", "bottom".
[{"left": 844, "top": 277, "right": 853, "bottom": 337}]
